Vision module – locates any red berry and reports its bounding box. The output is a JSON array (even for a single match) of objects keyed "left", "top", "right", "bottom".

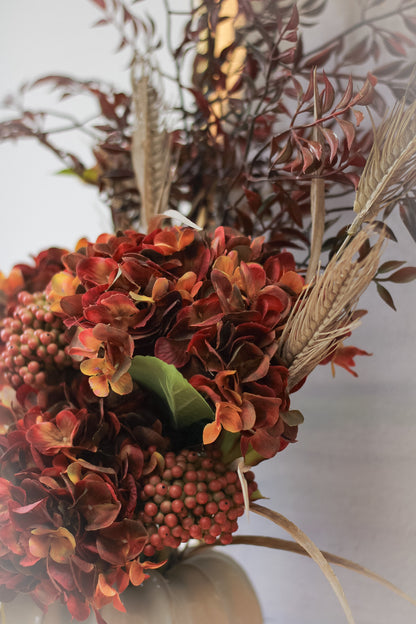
[
  {"left": 184, "top": 496, "right": 197, "bottom": 510},
  {"left": 171, "top": 465, "right": 183, "bottom": 478},
  {"left": 182, "top": 517, "right": 193, "bottom": 530},
  {"left": 165, "top": 513, "right": 178, "bottom": 528},
  {"left": 143, "top": 484, "right": 155, "bottom": 497},
  {"left": 155, "top": 482, "right": 168, "bottom": 496},
  {"left": 233, "top": 492, "right": 244, "bottom": 505},
  {"left": 158, "top": 525, "right": 170, "bottom": 539},
  {"left": 205, "top": 501, "right": 218, "bottom": 516},
  {"left": 144, "top": 502, "right": 158, "bottom": 517},
  {"left": 169, "top": 484, "right": 182, "bottom": 499},
  {"left": 150, "top": 534, "right": 162, "bottom": 549},
  {"left": 171, "top": 499, "right": 184, "bottom": 514},
  {"left": 220, "top": 533, "right": 233, "bottom": 545},
  {"left": 143, "top": 544, "right": 155, "bottom": 557},
  {"left": 199, "top": 517, "right": 211, "bottom": 531},
  {"left": 219, "top": 499, "right": 231, "bottom": 511},
  {"left": 189, "top": 525, "right": 202, "bottom": 539},
  {"left": 183, "top": 482, "right": 197, "bottom": 496},
  {"left": 159, "top": 500, "right": 171, "bottom": 514},
  {"left": 184, "top": 470, "right": 197, "bottom": 482},
  {"left": 204, "top": 535, "right": 216, "bottom": 545},
  {"left": 196, "top": 492, "right": 209, "bottom": 505},
  {"left": 209, "top": 523, "right": 222, "bottom": 537}
]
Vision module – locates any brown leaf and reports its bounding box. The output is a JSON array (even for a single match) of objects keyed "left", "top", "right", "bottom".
[
  {"left": 377, "top": 260, "right": 406, "bottom": 274},
  {"left": 376, "top": 283, "right": 396, "bottom": 310},
  {"left": 400, "top": 200, "right": 416, "bottom": 242},
  {"left": 387, "top": 267, "right": 416, "bottom": 283}
]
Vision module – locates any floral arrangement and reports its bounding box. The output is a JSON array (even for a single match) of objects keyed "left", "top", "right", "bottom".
[{"left": 0, "top": 1, "right": 416, "bottom": 623}]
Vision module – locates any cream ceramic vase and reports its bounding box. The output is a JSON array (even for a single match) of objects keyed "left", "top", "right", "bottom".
[{"left": 1, "top": 551, "right": 263, "bottom": 624}]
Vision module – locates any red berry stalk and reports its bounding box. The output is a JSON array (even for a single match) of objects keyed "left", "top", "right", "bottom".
[
  {"left": 0, "top": 291, "right": 73, "bottom": 388},
  {"left": 139, "top": 449, "right": 257, "bottom": 557}
]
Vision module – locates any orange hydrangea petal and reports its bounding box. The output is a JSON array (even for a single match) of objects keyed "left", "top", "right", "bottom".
[
  {"left": 89, "top": 374, "right": 110, "bottom": 397},
  {"left": 203, "top": 420, "right": 221, "bottom": 445},
  {"left": 110, "top": 372, "right": 133, "bottom": 396},
  {"left": 279, "top": 270, "right": 304, "bottom": 294}
]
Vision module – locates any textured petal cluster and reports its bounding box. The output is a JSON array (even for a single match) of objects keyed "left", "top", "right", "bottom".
[
  {"left": 51, "top": 226, "right": 304, "bottom": 457},
  {"left": 0, "top": 228, "right": 306, "bottom": 621},
  {"left": 0, "top": 391, "right": 166, "bottom": 620}
]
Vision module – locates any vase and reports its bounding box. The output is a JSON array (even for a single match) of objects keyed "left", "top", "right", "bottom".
[{"left": 1, "top": 550, "right": 263, "bottom": 624}]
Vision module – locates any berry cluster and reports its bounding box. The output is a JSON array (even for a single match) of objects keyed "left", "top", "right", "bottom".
[
  {"left": 139, "top": 449, "right": 257, "bottom": 557},
  {"left": 0, "top": 291, "right": 72, "bottom": 388}
]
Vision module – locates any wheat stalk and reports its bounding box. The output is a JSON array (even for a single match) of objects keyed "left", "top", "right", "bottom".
[
  {"left": 279, "top": 228, "right": 384, "bottom": 390},
  {"left": 344, "top": 96, "right": 416, "bottom": 245},
  {"left": 131, "top": 64, "right": 172, "bottom": 232}
]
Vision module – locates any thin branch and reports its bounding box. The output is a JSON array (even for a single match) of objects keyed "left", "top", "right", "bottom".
[
  {"left": 162, "top": 0, "right": 190, "bottom": 134},
  {"left": 302, "top": 1, "right": 416, "bottom": 61}
]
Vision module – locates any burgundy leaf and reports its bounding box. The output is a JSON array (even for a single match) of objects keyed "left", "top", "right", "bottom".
[
  {"left": 352, "top": 74, "right": 377, "bottom": 106},
  {"left": 321, "top": 71, "right": 335, "bottom": 113},
  {"left": 91, "top": 0, "right": 106, "bottom": 8},
  {"left": 383, "top": 35, "right": 407, "bottom": 57},
  {"left": 336, "top": 118, "right": 355, "bottom": 149},
  {"left": 300, "top": 146, "right": 315, "bottom": 172},
  {"left": 321, "top": 127, "right": 339, "bottom": 162},
  {"left": 303, "top": 41, "right": 339, "bottom": 68},
  {"left": 335, "top": 76, "right": 353, "bottom": 111},
  {"left": 306, "top": 139, "right": 322, "bottom": 160},
  {"left": 286, "top": 4, "right": 299, "bottom": 31}
]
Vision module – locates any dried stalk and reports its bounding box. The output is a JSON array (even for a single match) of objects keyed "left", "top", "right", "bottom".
[
  {"left": 222, "top": 536, "right": 416, "bottom": 607},
  {"left": 306, "top": 68, "right": 326, "bottom": 284},
  {"left": 251, "top": 503, "right": 356, "bottom": 624},
  {"left": 279, "top": 228, "right": 384, "bottom": 390},
  {"left": 131, "top": 65, "right": 172, "bottom": 232}
]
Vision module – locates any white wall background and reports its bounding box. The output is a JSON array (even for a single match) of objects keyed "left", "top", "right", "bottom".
[{"left": 0, "top": 2, "right": 416, "bottom": 623}]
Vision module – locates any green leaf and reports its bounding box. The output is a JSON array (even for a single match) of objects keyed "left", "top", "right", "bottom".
[
  {"left": 243, "top": 446, "right": 266, "bottom": 467},
  {"left": 219, "top": 431, "right": 241, "bottom": 465},
  {"left": 250, "top": 488, "right": 268, "bottom": 502},
  {"left": 56, "top": 168, "right": 77, "bottom": 176},
  {"left": 129, "top": 356, "right": 214, "bottom": 430}
]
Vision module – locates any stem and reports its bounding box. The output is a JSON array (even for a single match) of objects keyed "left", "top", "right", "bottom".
[{"left": 306, "top": 69, "right": 326, "bottom": 283}]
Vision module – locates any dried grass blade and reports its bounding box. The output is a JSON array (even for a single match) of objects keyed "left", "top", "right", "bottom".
[
  {"left": 131, "top": 69, "right": 171, "bottom": 232},
  {"left": 279, "top": 229, "right": 384, "bottom": 390},
  {"left": 230, "top": 535, "right": 416, "bottom": 607},
  {"left": 250, "top": 503, "right": 356, "bottom": 624}
]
